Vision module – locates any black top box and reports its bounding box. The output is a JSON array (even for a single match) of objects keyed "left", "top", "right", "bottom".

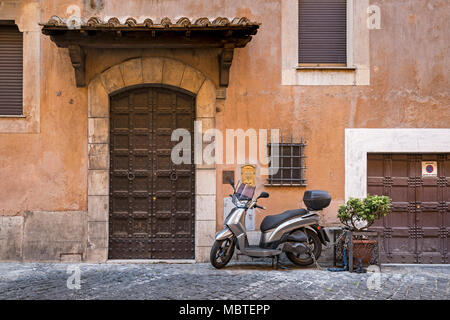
[{"left": 303, "top": 190, "right": 331, "bottom": 210}]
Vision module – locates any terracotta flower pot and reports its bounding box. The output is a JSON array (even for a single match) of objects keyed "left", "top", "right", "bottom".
[{"left": 352, "top": 239, "right": 377, "bottom": 267}]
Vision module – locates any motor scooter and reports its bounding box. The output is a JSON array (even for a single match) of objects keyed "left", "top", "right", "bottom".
[{"left": 210, "top": 180, "right": 331, "bottom": 269}]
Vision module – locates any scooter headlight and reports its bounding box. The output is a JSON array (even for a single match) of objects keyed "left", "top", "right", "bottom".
[{"left": 231, "top": 194, "right": 246, "bottom": 208}]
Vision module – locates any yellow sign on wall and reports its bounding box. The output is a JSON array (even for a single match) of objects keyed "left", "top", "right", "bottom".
[{"left": 241, "top": 165, "right": 256, "bottom": 186}]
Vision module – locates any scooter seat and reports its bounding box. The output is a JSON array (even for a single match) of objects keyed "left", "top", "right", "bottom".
[{"left": 260, "top": 209, "right": 309, "bottom": 232}]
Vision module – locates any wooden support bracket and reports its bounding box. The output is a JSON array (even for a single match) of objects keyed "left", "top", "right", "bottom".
[
  {"left": 219, "top": 44, "right": 235, "bottom": 87},
  {"left": 68, "top": 45, "right": 86, "bottom": 87}
]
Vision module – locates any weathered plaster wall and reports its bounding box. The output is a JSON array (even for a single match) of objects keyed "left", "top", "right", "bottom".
[
  {"left": 214, "top": 0, "right": 450, "bottom": 229},
  {"left": 0, "top": 0, "right": 448, "bottom": 261},
  {"left": 0, "top": 0, "right": 87, "bottom": 216}
]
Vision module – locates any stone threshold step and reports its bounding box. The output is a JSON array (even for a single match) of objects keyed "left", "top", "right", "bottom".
[
  {"left": 107, "top": 259, "right": 195, "bottom": 264},
  {"left": 381, "top": 263, "right": 450, "bottom": 268}
]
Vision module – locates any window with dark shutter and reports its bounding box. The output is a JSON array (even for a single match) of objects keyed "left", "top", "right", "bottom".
[
  {"left": 0, "top": 22, "right": 23, "bottom": 116},
  {"left": 298, "top": 0, "right": 347, "bottom": 66}
]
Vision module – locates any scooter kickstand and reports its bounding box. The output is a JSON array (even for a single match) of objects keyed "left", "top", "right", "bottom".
[{"left": 274, "top": 255, "right": 290, "bottom": 270}]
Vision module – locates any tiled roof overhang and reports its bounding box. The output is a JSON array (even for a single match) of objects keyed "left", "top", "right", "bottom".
[{"left": 41, "top": 16, "right": 260, "bottom": 87}]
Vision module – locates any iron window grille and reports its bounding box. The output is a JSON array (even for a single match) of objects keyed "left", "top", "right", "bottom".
[{"left": 266, "top": 136, "right": 307, "bottom": 186}]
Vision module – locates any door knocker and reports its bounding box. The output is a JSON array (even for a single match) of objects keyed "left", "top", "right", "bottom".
[{"left": 170, "top": 172, "right": 178, "bottom": 181}]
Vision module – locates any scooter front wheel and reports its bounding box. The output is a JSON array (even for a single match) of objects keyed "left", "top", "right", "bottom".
[{"left": 210, "top": 238, "right": 235, "bottom": 269}]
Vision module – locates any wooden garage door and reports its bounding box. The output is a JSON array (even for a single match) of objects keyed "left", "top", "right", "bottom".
[
  {"left": 368, "top": 154, "right": 450, "bottom": 264},
  {"left": 109, "top": 85, "right": 195, "bottom": 259}
]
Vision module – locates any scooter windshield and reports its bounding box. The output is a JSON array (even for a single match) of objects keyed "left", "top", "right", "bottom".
[{"left": 235, "top": 183, "right": 255, "bottom": 201}]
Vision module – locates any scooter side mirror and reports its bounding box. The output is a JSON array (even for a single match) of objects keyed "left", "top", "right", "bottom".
[
  {"left": 257, "top": 192, "right": 269, "bottom": 199},
  {"left": 228, "top": 178, "right": 235, "bottom": 191}
]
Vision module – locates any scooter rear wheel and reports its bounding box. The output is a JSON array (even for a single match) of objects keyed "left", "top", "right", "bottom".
[
  {"left": 210, "top": 238, "right": 235, "bottom": 269},
  {"left": 285, "top": 229, "right": 322, "bottom": 266}
]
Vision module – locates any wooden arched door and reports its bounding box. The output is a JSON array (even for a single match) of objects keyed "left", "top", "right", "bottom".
[{"left": 108, "top": 85, "right": 195, "bottom": 259}]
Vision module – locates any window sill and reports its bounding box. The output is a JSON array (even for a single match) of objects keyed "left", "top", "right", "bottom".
[
  {"left": 282, "top": 65, "right": 369, "bottom": 86},
  {"left": 264, "top": 184, "right": 307, "bottom": 187},
  {"left": 296, "top": 66, "right": 356, "bottom": 71},
  {"left": 0, "top": 115, "right": 26, "bottom": 118}
]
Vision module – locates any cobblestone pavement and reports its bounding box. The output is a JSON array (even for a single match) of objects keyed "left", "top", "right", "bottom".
[{"left": 0, "top": 261, "right": 449, "bottom": 300}]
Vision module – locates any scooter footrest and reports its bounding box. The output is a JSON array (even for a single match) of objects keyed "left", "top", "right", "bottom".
[{"left": 243, "top": 247, "right": 281, "bottom": 258}]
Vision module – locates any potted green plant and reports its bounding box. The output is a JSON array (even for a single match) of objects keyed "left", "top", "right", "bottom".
[{"left": 337, "top": 195, "right": 392, "bottom": 267}]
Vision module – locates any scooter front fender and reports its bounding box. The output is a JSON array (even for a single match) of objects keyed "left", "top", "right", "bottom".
[{"left": 215, "top": 227, "right": 233, "bottom": 241}]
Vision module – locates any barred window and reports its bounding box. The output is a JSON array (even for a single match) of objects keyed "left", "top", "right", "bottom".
[{"left": 266, "top": 137, "right": 306, "bottom": 186}]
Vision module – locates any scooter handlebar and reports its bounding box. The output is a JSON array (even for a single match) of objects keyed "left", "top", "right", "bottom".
[{"left": 254, "top": 204, "right": 266, "bottom": 210}]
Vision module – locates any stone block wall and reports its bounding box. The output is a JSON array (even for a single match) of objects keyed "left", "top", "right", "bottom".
[{"left": 0, "top": 212, "right": 87, "bottom": 262}]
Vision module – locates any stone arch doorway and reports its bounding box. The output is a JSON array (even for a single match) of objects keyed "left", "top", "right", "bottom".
[
  {"left": 109, "top": 84, "right": 196, "bottom": 259},
  {"left": 87, "top": 57, "right": 217, "bottom": 262}
]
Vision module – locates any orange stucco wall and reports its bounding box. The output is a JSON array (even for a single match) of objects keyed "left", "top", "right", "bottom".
[
  {"left": 0, "top": 0, "right": 89, "bottom": 215},
  {"left": 0, "top": 0, "right": 449, "bottom": 232}
]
